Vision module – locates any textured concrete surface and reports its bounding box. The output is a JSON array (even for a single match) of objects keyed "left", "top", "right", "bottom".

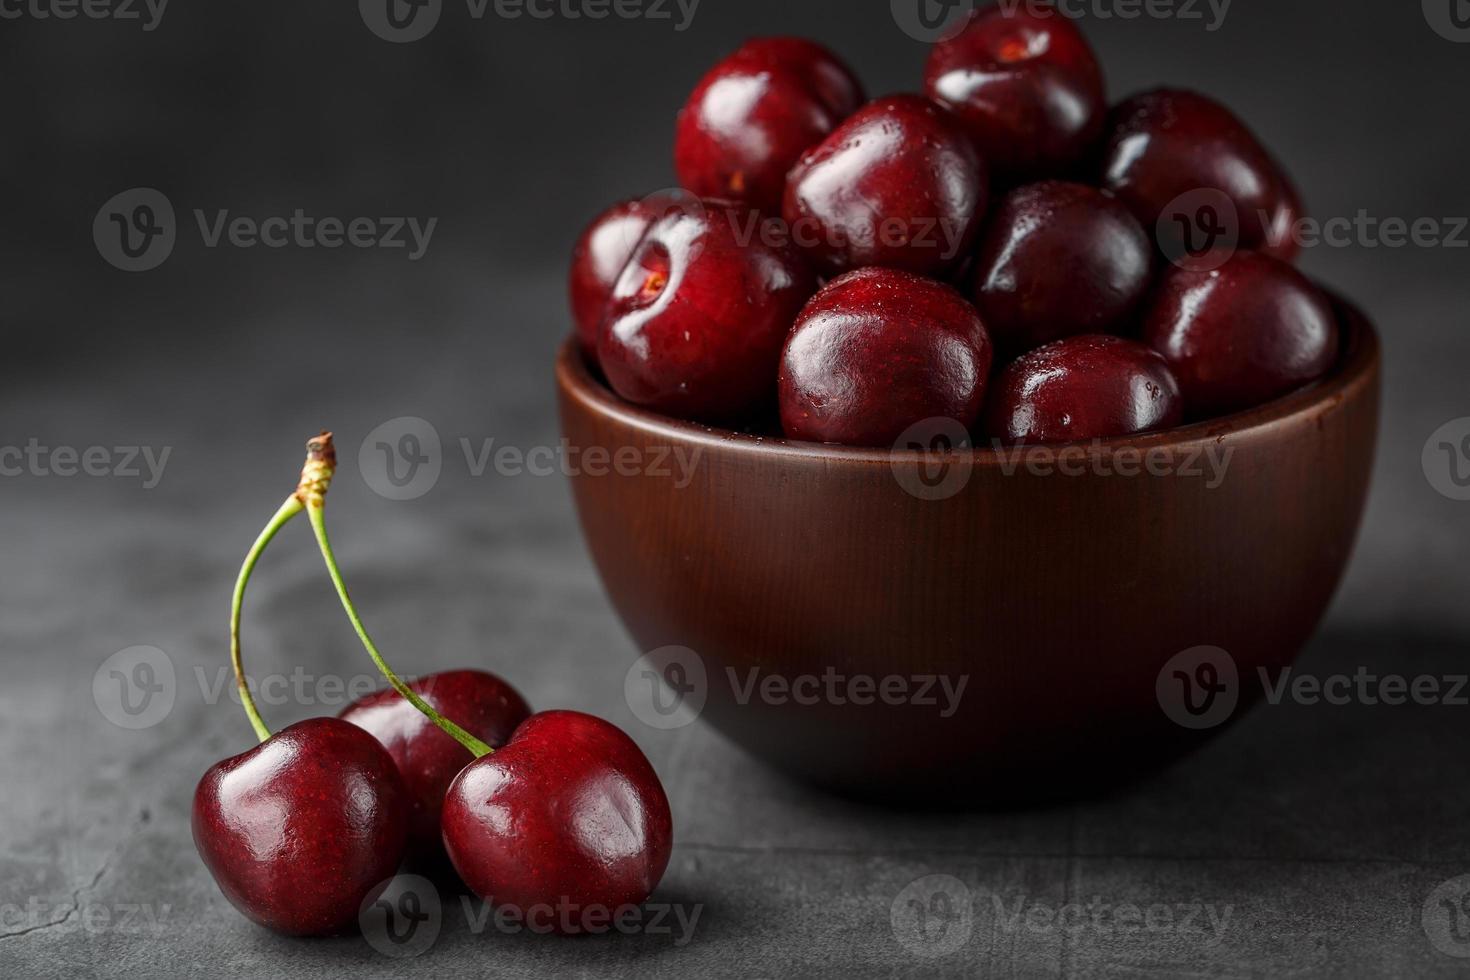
[{"left": 5, "top": 2, "right": 1470, "bottom": 977}]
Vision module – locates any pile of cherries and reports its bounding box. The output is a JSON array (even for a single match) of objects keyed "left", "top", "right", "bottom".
[
  {"left": 569, "top": 6, "right": 1339, "bottom": 447},
  {"left": 193, "top": 435, "right": 672, "bottom": 937}
]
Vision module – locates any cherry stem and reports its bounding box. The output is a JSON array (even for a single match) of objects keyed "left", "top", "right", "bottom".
[
  {"left": 229, "top": 495, "right": 303, "bottom": 743},
  {"left": 301, "top": 435, "right": 494, "bottom": 758}
]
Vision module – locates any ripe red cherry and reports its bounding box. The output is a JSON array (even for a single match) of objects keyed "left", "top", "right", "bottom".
[
  {"left": 569, "top": 200, "right": 657, "bottom": 355},
  {"left": 925, "top": 3, "right": 1106, "bottom": 184},
  {"left": 441, "top": 710, "right": 673, "bottom": 933},
  {"left": 1141, "top": 250, "right": 1338, "bottom": 419},
  {"left": 985, "top": 334, "right": 1183, "bottom": 443},
  {"left": 779, "top": 267, "right": 994, "bottom": 446},
  {"left": 782, "top": 95, "right": 987, "bottom": 278},
  {"left": 597, "top": 199, "right": 816, "bottom": 423},
  {"left": 1099, "top": 89, "right": 1302, "bottom": 261},
  {"left": 339, "top": 669, "right": 531, "bottom": 861},
  {"left": 972, "top": 181, "right": 1152, "bottom": 355},
  {"left": 192, "top": 718, "right": 408, "bottom": 936},
  {"left": 675, "top": 37, "right": 865, "bottom": 213}
]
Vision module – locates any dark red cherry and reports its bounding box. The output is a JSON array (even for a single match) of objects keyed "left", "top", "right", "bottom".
[
  {"left": 782, "top": 95, "right": 987, "bottom": 278},
  {"left": 985, "top": 334, "right": 1183, "bottom": 443},
  {"left": 675, "top": 37, "right": 865, "bottom": 213},
  {"left": 339, "top": 669, "right": 531, "bottom": 861},
  {"left": 192, "top": 718, "right": 408, "bottom": 936},
  {"left": 441, "top": 711, "right": 673, "bottom": 933},
  {"left": 779, "top": 267, "right": 994, "bottom": 446},
  {"left": 1140, "top": 250, "right": 1338, "bottom": 419},
  {"left": 1099, "top": 89, "right": 1302, "bottom": 259},
  {"left": 925, "top": 3, "right": 1106, "bottom": 183},
  {"left": 973, "top": 181, "right": 1152, "bottom": 355},
  {"left": 597, "top": 199, "right": 816, "bottom": 422},
  {"left": 569, "top": 200, "right": 657, "bottom": 355}
]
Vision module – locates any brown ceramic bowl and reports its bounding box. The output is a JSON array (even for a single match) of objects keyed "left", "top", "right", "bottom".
[{"left": 557, "top": 298, "right": 1380, "bottom": 803}]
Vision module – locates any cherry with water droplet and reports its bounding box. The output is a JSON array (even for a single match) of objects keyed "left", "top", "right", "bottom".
[
  {"left": 779, "top": 267, "right": 994, "bottom": 446},
  {"left": 985, "top": 334, "right": 1183, "bottom": 443}
]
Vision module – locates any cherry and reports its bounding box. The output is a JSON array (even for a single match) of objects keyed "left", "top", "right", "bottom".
[
  {"left": 924, "top": 2, "right": 1106, "bottom": 184},
  {"left": 972, "top": 181, "right": 1152, "bottom": 355},
  {"left": 340, "top": 669, "right": 531, "bottom": 860},
  {"left": 442, "top": 710, "right": 674, "bottom": 932},
  {"left": 782, "top": 95, "right": 987, "bottom": 278},
  {"left": 569, "top": 199, "right": 657, "bottom": 356},
  {"left": 294, "top": 435, "right": 675, "bottom": 929},
  {"left": 193, "top": 718, "right": 408, "bottom": 936},
  {"left": 779, "top": 267, "right": 994, "bottom": 446},
  {"left": 1140, "top": 250, "right": 1338, "bottom": 419},
  {"left": 1099, "top": 88, "right": 1302, "bottom": 261},
  {"left": 193, "top": 435, "right": 408, "bottom": 936},
  {"left": 985, "top": 334, "right": 1182, "bottom": 443},
  {"left": 597, "top": 199, "right": 816, "bottom": 423},
  {"left": 675, "top": 37, "right": 864, "bottom": 213}
]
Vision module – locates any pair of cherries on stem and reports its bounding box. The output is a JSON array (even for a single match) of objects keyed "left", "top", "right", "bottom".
[{"left": 191, "top": 434, "right": 673, "bottom": 937}]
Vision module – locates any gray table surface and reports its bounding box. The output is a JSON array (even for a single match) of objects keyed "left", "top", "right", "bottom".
[{"left": 4, "top": 2, "right": 1470, "bottom": 977}]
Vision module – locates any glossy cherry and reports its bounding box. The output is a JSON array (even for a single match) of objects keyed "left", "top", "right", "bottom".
[
  {"left": 675, "top": 37, "right": 865, "bottom": 213},
  {"left": 442, "top": 710, "right": 674, "bottom": 932},
  {"left": 1099, "top": 88, "right": 1302, "bottom": 261},
  {"left": 924, "top": 2, "right": 1106, "bottom": 184},
  {"left": 985, "top": 334, "right": 1182, "bottom": 443},
  {"left": 779, "top": 267, "right": 994, "bottom": 446},
  {"left": 1140, "top": 250, "right": 1338, "bottom": 419},
  {"left": 973, "top": 181, "right": 1152, "bottom": 355},
  {"left": 782, "top": 95, "right": 986, "bottom": 278},
  {"left": 569, "top": 200, "right": 657, "bottom": 355},
  {"left": 193, "top": 718, "right": 408, "bottom": 936},
  {"left": 597, "top": 199, "right": 816, "bottom": 422},
  {"left": 340, "top": 669, "right": 531, "bottom": 860}
]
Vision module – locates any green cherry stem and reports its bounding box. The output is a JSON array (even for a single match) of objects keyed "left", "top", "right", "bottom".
[
  {"left": 229, "top": 434, "right": 338, "bottom": 742},
  {"left": 229, "top": 495, "right": 303, "bottom": 743},
  {"left": 301, "top": 433, "right": 494, "bottom": 759}
]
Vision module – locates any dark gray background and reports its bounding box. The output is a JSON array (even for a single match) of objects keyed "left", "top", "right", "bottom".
[{"left": 3, "top": 1, "right": 1469, "bottom": 977}]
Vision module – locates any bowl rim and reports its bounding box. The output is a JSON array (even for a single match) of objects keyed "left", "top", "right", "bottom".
[{"left": 557, "top": 294, "right": 1380, "bottom": 465}]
